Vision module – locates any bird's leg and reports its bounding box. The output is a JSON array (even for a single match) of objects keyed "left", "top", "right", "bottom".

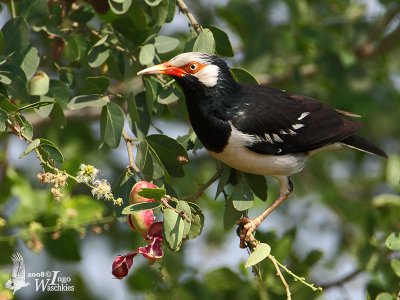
[{"left": 237, "top": 176, "right": 293, "bottom": 248}]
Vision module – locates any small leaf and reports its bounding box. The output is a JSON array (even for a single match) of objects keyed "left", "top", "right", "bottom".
[
  {"left": 231, "top": 175, "right": 254, "bottom": 211},
  {"left": 187, "top": 205, "right": 204, "bottom": 240},
  {"left": 88, "top": 45, "right": 110, "bottom": 68},
  {"left": 163, "top": 208, "right": 184, "bottom": 251},
  {"left": 231, "top": 67, "right": 258, "bottom": 84},
  {"left": 121, "top": 202, "right": 161, "bottom": 214},
  {"left": 20, "top": 47, "right": 40, "bottom": 79},
  {"left": 0, "top": 72, "right": 11, "bottom": 85},
  {"left": 372, "top": 194, "right": 400, "bottom": 207},
  {"left": 223, "top": 197, "right": 242, "bottom": 230},
  {"left": 145, "top": 134, "right": 189, "bottom": 178},
  {"left": 375, "top": 293, "right": 395, "bottom": 300},
  {"left": 100, "top": 102, "right": 125, "bottom": 148},
  {"left": 0, "top": 108, "right": 8, "bottom": 132},
  {"left": 245, "top": 243, "right": 271, "bottom": 268},
  {"left": 22, "top": 139, "right": 40, "bottom": 156},
  {"left": 176, "top": 200, "right": 192, "bottom": 238},
  {"left": 157, "top": 88, "right": 180, "bottom": 104},
  {"left": 29, "top": 71, "right": 50, "bottom": 96},
  {"left": 205, "top": 26, "right": 234, "bottom": 57},
  {"left": 386, "top": 232, "right": 400, "bottom": 251},
  {"left": 390, "top": 259, "right": 400, "bottom": 277},
  {"left": 109, "top": 0, "right": 133, "bottom": 14},
  {"left": 82, "top": 76, "right": 110, "bottom": 94},
  {"left": 215, "top": 166, "right": 232, "bottom": 199},
  {"left": 193, "top": 29, "right": 215, "bottom": 54},
  {"left": 1, "top": 17, "right": 30, "bottom": 56},
  {"left": 127, "top": 92, "right": 139, "bottom": 122},
  {"left": 38, "top": 138, "right": 64, "bottom": 165},
  {"left": 139, "top": 44, "right": 156, "bottom": 65},
  {"left": 138, "top": 187, "right": 166, "bottom": 201},
  {"left": 244, "top": 173, "right": 268, "bottom": 201},
  {"left": 68, "top": 94, "right": 109, "bottom": 109},
  {"left": 145, "top": 0, "right": 162, "bottom": 6},
  {"left": 154, "top": 36, "right": 179, "bottom": 53}
]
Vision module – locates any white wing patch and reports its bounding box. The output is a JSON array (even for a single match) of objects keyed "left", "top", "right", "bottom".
[
  {"left": 272, "top": 134, "right": 283, "bottom": 142},
  {"left": 298, "top": 112, "right": 310, "bottom": 120},
  {"left": 292, "top": 123, "right": 304, "bottom": 130}
]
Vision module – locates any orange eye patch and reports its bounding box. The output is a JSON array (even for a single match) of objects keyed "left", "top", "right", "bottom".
[{"left": 181, "top": 62, "right": 205, "bottom": 74}]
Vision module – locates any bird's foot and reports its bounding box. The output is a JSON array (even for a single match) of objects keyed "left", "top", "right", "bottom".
[{"left": 236, "top": 217, "right": 262, "bottom": 249}]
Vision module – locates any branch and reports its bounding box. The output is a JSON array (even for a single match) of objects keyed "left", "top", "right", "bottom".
[
  {"left": 176, "top": 0, "right": 202, "bottom": 34},
  {"left": 122, "top": 129, "right": 145, "bottom": 180}
]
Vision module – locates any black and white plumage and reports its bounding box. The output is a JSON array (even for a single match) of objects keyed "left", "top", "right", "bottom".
[
  {"left": 5, "top": 252, "right": 30, "bottom": 294},
  {"left": 138, "top": 52, "right": 387, "bottom": 246}
]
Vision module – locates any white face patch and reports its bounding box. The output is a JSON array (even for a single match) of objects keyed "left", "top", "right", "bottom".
[{"left": 194, "top": 64, "right": 219, "bottom": 87}]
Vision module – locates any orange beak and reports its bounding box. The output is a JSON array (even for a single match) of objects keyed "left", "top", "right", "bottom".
[{"left": 137, "top": 62, "right": 187, "bottom": 77}]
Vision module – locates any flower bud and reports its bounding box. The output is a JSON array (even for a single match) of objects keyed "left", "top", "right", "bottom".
[
  {"left": 145, "top": 221, "right": 163, "bottom": 240},
  {"left": 112, "top": 254, "right": 136, "bottom": 279},
  {"left": 138, "top": 237, "right": 163, "bottom": 260}
]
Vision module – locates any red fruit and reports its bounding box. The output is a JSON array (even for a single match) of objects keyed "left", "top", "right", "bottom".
[
  {"left": 129, "top": 181, "right": 157, "bottom": 204},
  {"left": 126, "top": 210, "right": 155, "bottom": 237}
]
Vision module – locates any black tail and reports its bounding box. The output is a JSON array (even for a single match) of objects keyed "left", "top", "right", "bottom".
[{"left": 341, "top": 135, "right": 388, "bottom": 158}]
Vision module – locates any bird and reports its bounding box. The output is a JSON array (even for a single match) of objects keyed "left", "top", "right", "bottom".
[
  {"left": 5, "top": 252, "right": 30, "bottom": 294},
  {"left": 137, "top": 52, "right": 387, "bottom": 246}
]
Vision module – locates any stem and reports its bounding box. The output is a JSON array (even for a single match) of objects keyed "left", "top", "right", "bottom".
[
  {"left": 270, "top": 255, "right": 323, "bottom": 293},
  {"left": 268, "top": 255, "right": 292, "bottom": 300},
  {"left": 122, "top": 129, "right": 145, "bottom": 180},
  {"left": 10, "top": 0, "right": 16, "bottom": 18},
  {"left": 181, "top": 166, "right": 224, "bottom": 201},
  {"left": 176, "top": 0, "right": 202, "bottom": 34}
]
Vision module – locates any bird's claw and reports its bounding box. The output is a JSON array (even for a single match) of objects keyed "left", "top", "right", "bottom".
[{"left": 236, "top": 217, "right": 259, "bottom": 249}]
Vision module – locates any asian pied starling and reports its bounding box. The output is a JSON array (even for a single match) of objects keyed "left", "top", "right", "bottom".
[{"left": 137, "top": 52, "right": 388, "bottom": 246}]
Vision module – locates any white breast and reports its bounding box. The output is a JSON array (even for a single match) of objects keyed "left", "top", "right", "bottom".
[{"left": 208, "top": 125, "right": 309, "bottom": 176}]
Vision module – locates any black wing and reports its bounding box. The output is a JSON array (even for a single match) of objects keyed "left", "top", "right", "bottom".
[{"left": 231, "top": 85, "right": 361, "bottom": 155}]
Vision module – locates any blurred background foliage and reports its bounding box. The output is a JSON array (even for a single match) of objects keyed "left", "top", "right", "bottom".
[{"left": 0, "top": 0, "right": 399, "bottom": 299}]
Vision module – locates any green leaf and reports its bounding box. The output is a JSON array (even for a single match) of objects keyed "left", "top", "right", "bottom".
[
  {"left": 22, "top": 139, "right": 40, "bottom": 156},
  {"left": 138, "top": 187, "right": 166, "bottom": 201},
  {"left": 231, "top": 67, "right": 259, "bottom": 84},
  {"left": 127, "top": 92, "right": 139, "bottom": 122},
  {"left": 82, "top": 76, "right": 110, "bottom": 94},
  {"left": 205, "top": 26, "right": 234, "bottom": 57},
  {"left": 109, "top": 0, "right": 133, "bottom": 15},
  {"left": 163, "top": 208, "right": 184, "bottom": 251},
  {"left": 14, "top": 115, "right": 33, "bottom": 140},
  {"left": 145, "top": 0, "right": 162, "bottom": 6},
  {"left": 29, "top": 71, "right": 50, "bottom": 96},
  {"left": 129, "top": 92, "right": 150, "bottom": 138},
  {"left": 139, "top": 44, "right": 156, "bottom": 65},
  {"left": 1, "top": 17, "right": 30, "bottom": 56},
  {"left": 20, "top": 47, "right": 40, "bottom": 79},
  {"left": 375, "top": 293, "right": 395, "bottom": 300},
  {"left": 48, "top": 80, "right": 70, "bottom": 107},
  {"left": 176, "top": 200, "right": 192, "bottom": 238},
  {"left": 145, "top": 134, "right": 189, "bottom": 178},
  {"left": 187, "top": 203, "right": 204, "bottom": 240},
  {"left": 136, "top": 141, "right": 154, "bottom": 180},
  {"left": 231, "top": 175, "right": 254, "bottom": 211},
  {"left": 390, "top": 259, "right": 400, "bottom": 277},
  {"left": 34, "top": 95, "right": 54, "bottom": 118},
  {"left": 88, "top": 45, "right": 110, "bottom": 68},
  {"left": 122, "top": 202, "right": 161, "bottom": 214},
  {"left": 386, "top": 232, "right": 400, "bottom": 251},
  {"left": 0, "top": 72, "right": 11, "bottom": 85},
  {"left": 215, "top": 166, "right": 232, "bottom": 199},
  {"left": 100, "top": 102, "right": 125, "bottom": 148},
  {"left": 38, "top": 138, "right": 64, "bottom": 165},
  {"left": 16, "top": 99, "right": 55, "bottom": 113},
  {"left": 19, "top": 0, "right": 49, "bottom": 26},
  {"left": 387, "top": 155, "right": 400, "bottom": 192},
  {"left": 154, "top": 36, "right": 179, "bottom": 54},
  {"left": 0, "top": 108, "right": 8, "bottom": 132},
  {"left": 245, "top": 243, "right": 271, "bottom": 268},
  {"left": 244, "top": 173, "right": 268, "bottom": 201},
  {"left": 193, "top": 29, "right": 215, "bottom": 54},
  {"left": 68, "top": 94, "right": 109, "bottom": 109},
  {"left": 223, "top": 197, "right": 242, "bottom": 230},
  {"left": 157, "top": 88, "right": 180, "bottom": 104},
  {"left": 372, "top": 194, "right": 400, "bottom": 207}
]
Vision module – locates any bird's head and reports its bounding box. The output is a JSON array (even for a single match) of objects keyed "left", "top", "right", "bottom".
[{"left": 137, "top": 52, "right": 233, "bottom": 88}]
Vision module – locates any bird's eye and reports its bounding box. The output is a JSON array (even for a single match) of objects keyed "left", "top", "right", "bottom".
[{"left": 189, "top": 64, "right": 197, "bottom": 70}]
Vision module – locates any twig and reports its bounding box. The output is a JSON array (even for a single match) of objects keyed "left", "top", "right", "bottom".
[
  {"left": 176, "top": 0, "right": 202, "bottom": 34},
  {"left": 268, "top": 255, "right": 292, "bottom": 300},
  {"left": 181, "top": 166, "right": 224, "bottom": 201},
  {"left": 318, "top": 269, "right": 362, "bottom": 289},
  {"left": 10, "top": 0, "right": 16, "bottom": 18},
  {"left": 122, "top": 129, "right": 145, "bottom": 180},
  {"left": 271, "top": 256, "right": 323, "bottom": 293},
  {"left": 160, "top": 197, "right": 191, "bottom": 222}
]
